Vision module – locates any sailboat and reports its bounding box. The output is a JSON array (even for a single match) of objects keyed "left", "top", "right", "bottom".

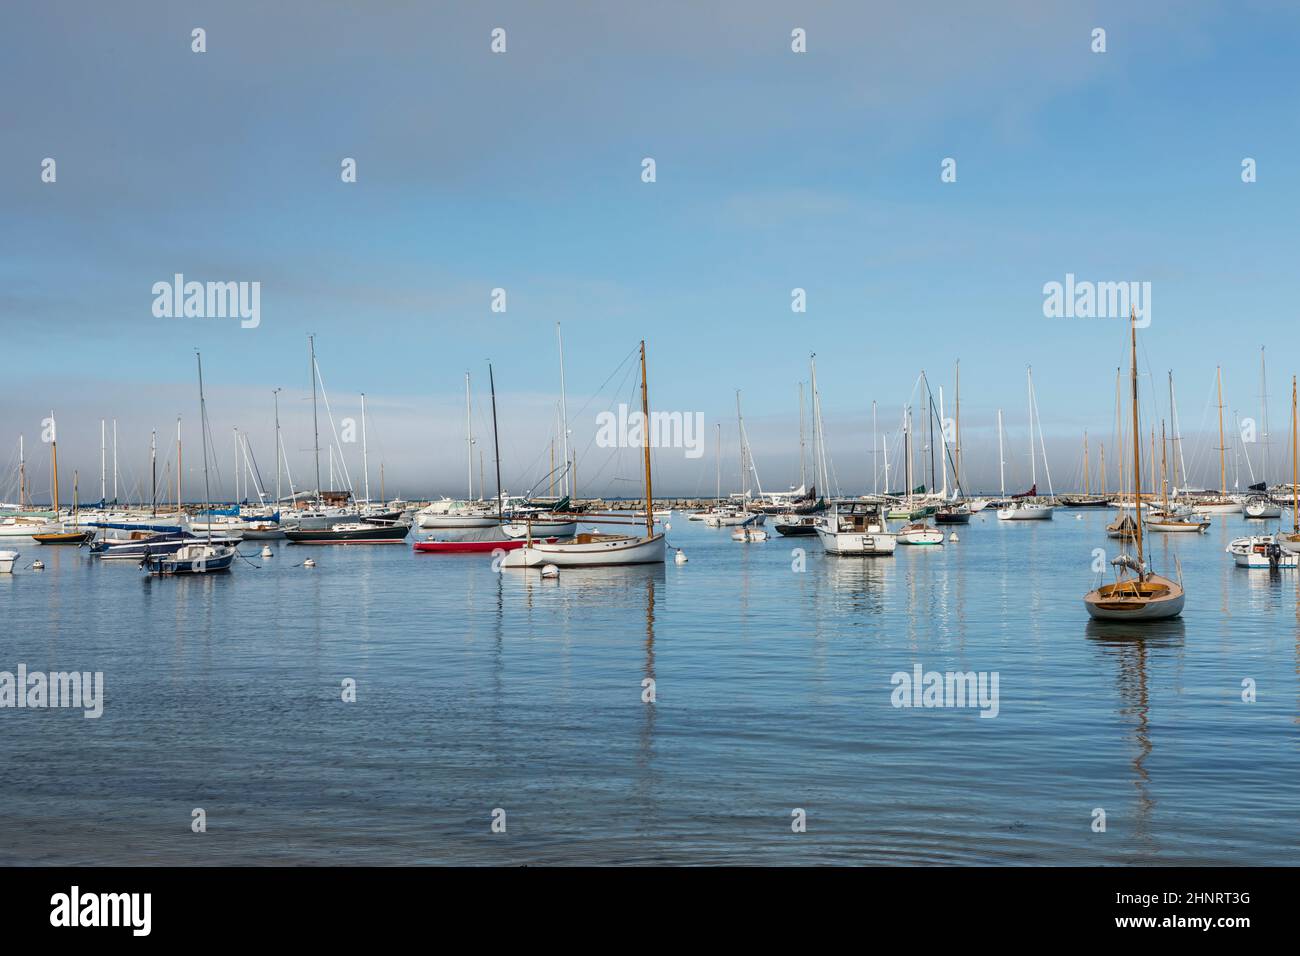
[
  {"left": 1188, "top": 367, "right": 1243, "bottom": 514},
  {"left": 33, "top": 470, "right": 95, "bottom": 544},
  {"left": 143, "top": 352, "right": 237, "bottom": 575},
  {"left": 1242, "top": 347, "right": 1283, "bottom": 518},
  {"left": 1083, "top": 312, "right": 1185, "bottom": 621},
  {"left": 1148, "top": 421, "right": 1210, "bottom": 533},
  {"left": 501, "top": 342, "right": 666, "bottom": 568},
  {"left": 998, "top": 368, "right": 1055, "bottom": 520}
]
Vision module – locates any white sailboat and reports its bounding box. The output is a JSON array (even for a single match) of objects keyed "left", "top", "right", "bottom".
[
  {"left": 502, "top": 342, "right": 665, "bottom": 568},
  {"left": 998, "top": 368, "right": 1054, "bottom": 520}
]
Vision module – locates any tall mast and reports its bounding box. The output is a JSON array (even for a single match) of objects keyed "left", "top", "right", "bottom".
[
  {"left": 196, "top": 352, "right": 212, "bottom": 543},
  {"left": 639, "top": 341, "right": 653, "bottom": 537},
  {"left": 938, "top": 385, "right": 947, "bottom": 499},
  {"left": 150, "top": 429, "right": 157, "bottom": 516},
  {"left": 50, "top": 410, "right": 59, "bottom": 513},
  {"left": 1129, "top": 312, "right": 1143, "bottom": 572},
  {"left": 100, "top": 419, "right": 106, "bottom": 504},
  {"left": 488, "top": 363, "right": 503, "bottom": 520},
  {"left": 1100, "top": 442, "right": 1106, "bottom": 498},
  {"left": 361, "top": 392, "right": 370, "bottom": 505},
  {"left": 799, "top": 383, "right": 808, "bottom": 491},
  {"left": 557, "top": 323, "right": 570, "bottom": 498},
  {"left": 1084, "top": 432, "right": 1090, "bottom": 496},
  {"left": 1167, "top": 371, "right": 1180, "bottom": 493},
  {"left": 112, "top": 419, "right": 118, "bottom": 505},
  {"left": 1292, "top": 375, "right": 1298, "bottom": 534},
  {"left": 870, "top": 398, "right": 876, "bottom": 496},
  {"left": 1260, "top": 346, "right": 1270, "bottom": 484},
  {"left": 18, "top": 435, "right": 25, "bottom": 510},
  {"left": 1216, "top": 366, "right": 1227, "bottom": 495},
  {"left": 1161, "top": 420, "right": 1169, "bottom": 512},
  {"left": 904, "top": 406, "right": 913, "bottom": 506},
  {"left": 272, "top": 389, "right": 282, "bottom": 506},
  {"left": 465, "top": 372, "right": 474, "bottom": 499},
  {"left": 309, "top": 334, "right": 321, "bottom": 502},
  {"left": 1027, "top": 367, "right": 1037, "bottom": 490},
  {"left": 715, "top": 423, "right": 721, "bottom": 504},
  {"left": 997, "top": 408, "right": 1005, "bottom": 497},
  {"left": 954, "top": 360, "right": 962, "bottom": 496},
  {"left": 176, "top": 417, "right": 182, "bottom": 514}
]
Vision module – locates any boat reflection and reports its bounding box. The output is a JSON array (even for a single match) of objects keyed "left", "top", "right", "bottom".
[{"left": 1086, "top": 618, "right": 1185, "bottom": 857}]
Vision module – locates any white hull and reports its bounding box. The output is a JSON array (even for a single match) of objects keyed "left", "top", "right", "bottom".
[
  {"left": 1188, "top": 500, "right": 1242, "bottom": 514},
  {"left": 0, "top": 522, "right": 55, "bottom": 538},
  {"left": 1243, "top": 502, "right": 1283, "bottom": 519},
  {"left": 417, "top": 513, "right": 499, "bottom": 529},
  {"left": 1084, "top": 573, "right": 1185, "bottom": 620},
  {"left": 703, "top": 512, "right": 765, "bottom": 527},
  {"left": 998, "top": 503, "right": 1054, "bottom": 520},
  {"left": 1278, "top": 532, "right": 1300, "bottom": 554},
  {"left": 1147, "top": 519, "right": 1209, "bottom": 533},
  {"left": 898, "top": 528, "right": 944, "bottom": 545},
  {"left": 816, "top": 527, "right": 897, "bottom": 555},
  {"left": 0, "top": 550, "right": 17, "bottom": 573},
  {"left": 501, "top": 532, "right": 666, "bottom": 567}
]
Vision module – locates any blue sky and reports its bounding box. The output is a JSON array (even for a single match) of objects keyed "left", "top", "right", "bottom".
[{"left": 3, "top": 1, "right": 1299, "bottom": 500}]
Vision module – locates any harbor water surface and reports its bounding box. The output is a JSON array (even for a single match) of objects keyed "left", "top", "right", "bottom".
[{"left": 2, "top": 509, "right": 1297, "bottom": 865}]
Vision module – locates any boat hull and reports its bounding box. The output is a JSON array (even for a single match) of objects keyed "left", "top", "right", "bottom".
[
  {"left": 285, "top": 524, "right": 410, "bottom": 544},
  {"left": 816, "top": 528, "right": 897, "bottom": 555},
  {"left": 500, "top": 532, "right": 666, "bottom": 567},
  {"left": 0, "top": 550, "right": 17, "bottom": 573},
  {"left": 998, "top": 504, "right": 1054, "bottom": 520},
  {"left": 413, "top": 537, "right": 558, "bottom": 554},
  {"left": 1084, "top": 573, "right": 1185, "bottom": 620}
]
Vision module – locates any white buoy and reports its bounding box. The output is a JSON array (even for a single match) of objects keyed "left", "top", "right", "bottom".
[
  {"left": 541, "top": 563, "right": 559, "bottom": 578},
  {"left": 1075, "top": 514, "right": 1083, "bottom": 520},
  {"left": 948, "top": 532, "right": 959, "bottom": 542},
  {"left": 675, "top": 549, "right": 688, "bottom": 564},
  {"left": 303, "top": 558, "right": 316, "bottom": 568},
  {"left": 261, "top": 545, "right": 273, "bottom": 558},
  {"left": 31, "top": 559, "right": 45, "bottom": 570}
]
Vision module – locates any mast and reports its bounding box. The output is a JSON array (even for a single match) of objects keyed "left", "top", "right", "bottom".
[
  {"left": 273, "top": 389, "right": 282, "bottom": 506},
  {"left": 361, "top": 392, "right": 370, "bottom": 505},
  {"left": 1292, "top": 375, "right": 1297, "bottom": 534},
  {"left": 904, "top": 406, "right": 913, "bottom": 508},
  {"left": 882, "top": 432, "right": 889, "bottom": 494},
  {"left": 997, "top": 408, "right": 1005, "bottom": 497},
  {"left": 309, "top": 334, "right": 321, "bottom": 502},
  {"left": 465, "top": 372, "right": 473, "bottom": 500},
  {"left": 799, "top": 384, "right": 808, "bottom": 492},
  {"left": 1260, "top": 346, "right": 1270, "bottom": 484},
  {"left": 954, "top": 360, "right": 962, "bottom": 496},
  {"left": 50, "top": 410, "right": 59, "bottom": 513},
  {"left": 715, "top": 423, "right": 721, "bottom": 504},
  {"left": 1027, "top": 367, "right": 1037, "bottom": 490},
  {"left": 1167, "top": 371, "right": 1180, "bottom": 493},
  {"left": 1161, "top": 420, "right": 1169, "bottom": 512},
  {"left": 112, "top": 419, "right": 118, "bottom": 505},
  {"left": 557, "top": 323, "right": 570, "bottom": 498},
  {"left": 939, "top": 385, "right": 948, "bottom": 499},
  {"left": 639, "top": 340, "right": 653, "bottom": 537},
  {"left": 196, "top": 352, "right": 212, "bottom": 543},
  {"left": 18, "top": 435, "right": 25, "bottom": 510},
  {"left": 1100, "top": 443, "right": 1106, "bottom": 498},
  {"left": 100, "top": 420, "right": 106, "bottom": 504},
  {"left": 1217, "top": 366, "right": 1226, "bottom": 496},
  {"left": 176, "top": 417, "right": 182, "bottom": 515},
  {"left": 488, "top": 363, "right": 503, "bottom": 520},
  {"left": 1129, "top": 311, "right": 1143, "bottom": 573},
  {"left": 869, "top": 398, "right": 876, "bottom": 496},
  {"left": 150, "top": 429, "right": 157, "bottom": 516},
  {"left": 1084, "top": 432, "right": 1090, "bottom": 496}
]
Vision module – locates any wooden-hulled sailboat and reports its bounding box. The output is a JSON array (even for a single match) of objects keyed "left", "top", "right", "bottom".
[
  {"left": 501, "top": 342, "right": 666, "bottom": 568},
  {"left": 1084, "top": 312, "right": 1185, "bottom": 621},
  {"left": 33, "top": 469, "right": 95, "bottom": 544}
]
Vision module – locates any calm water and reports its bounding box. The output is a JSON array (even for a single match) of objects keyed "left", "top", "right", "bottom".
[{"left": 1, "top": 509, "right": 1297, "bottom": 865}]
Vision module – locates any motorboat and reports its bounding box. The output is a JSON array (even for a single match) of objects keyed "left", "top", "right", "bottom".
[
  {"left": 815, "top": 499, "right": 897, "bottom": 555},
  {"left": 897, "top": 521, "right": 944, "bottom": 545}
]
